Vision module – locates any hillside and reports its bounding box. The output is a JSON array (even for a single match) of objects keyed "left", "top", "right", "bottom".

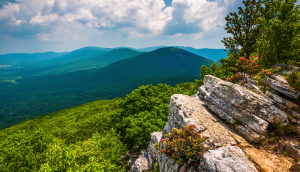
[
  {"left": 135, "top": 46, "right": 228, "bottom": 62},
  {"left": 0, "top": 98, "right": 128, "bottom": 171},
  {"left": 0, "top": 52, "right": 68, "bottom": 66},
  {"left": 0, "top": 48, "right": 143, "bottom": 82},
  {"left": 13, "top": 48, "right": 145, "bottom": 77},
  {"left": 0, "top": 47, "right": 213, "bottom": 129}
]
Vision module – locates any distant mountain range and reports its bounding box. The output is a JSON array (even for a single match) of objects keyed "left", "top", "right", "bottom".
[{"left": 0, "top": 47, "right": 215, "bottom": 128}]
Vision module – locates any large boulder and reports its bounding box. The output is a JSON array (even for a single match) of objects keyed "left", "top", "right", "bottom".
[
  {"left": 164, "top": 94, "right": 249, "bottom": 146},
  {"left": 157, "top": 94, "right": 256, "bottom": 172},
  {"left": 199, "top": 146, "right": 258, "bottom": 172},
  {"left": 198, "top": 75, "right": 289, "bottom": 142}
]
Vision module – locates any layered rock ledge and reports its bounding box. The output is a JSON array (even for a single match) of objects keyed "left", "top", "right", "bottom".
[{"left": 198, "top": 75, "right": 289, "bottom": 143}]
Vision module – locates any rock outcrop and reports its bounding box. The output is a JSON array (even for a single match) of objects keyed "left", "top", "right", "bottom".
[
  {"left": 128, "top": 70, "right": 300, "bottom": 172},
  {"left": 147, "top": 132, "right": 162, "bottom": 169},
  {"left": 198, "top": 75, "right": 288, "bottom": 142},
  {"left": 157, "top": 94, "right": 258, "bottom": 172},
  {"left": 163, "top": 94, "right": 249, "bottom": 146},
  {"left": 263, "top": 76, "right": 299, "bottom": 100},
  {"left": 199, "top": 146, "right": 258, "bottom": 172}
]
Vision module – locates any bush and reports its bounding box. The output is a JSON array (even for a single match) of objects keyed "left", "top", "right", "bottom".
[
  {"left": 155, "top": 124, "right": 207, "bottom": 168},
  {"left": 114, "top": 84, "right": 190, "bottom": 150},
  {"left": 287, "top": 71, "right": 300, "bottom": 91}
]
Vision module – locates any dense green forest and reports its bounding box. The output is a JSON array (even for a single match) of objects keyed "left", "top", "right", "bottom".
[
  {"left": 0, "top": 82, "right": 200, "bottom": 171},
  {"left": 0, "top": 47, "right": 213, "bottom": 129}
]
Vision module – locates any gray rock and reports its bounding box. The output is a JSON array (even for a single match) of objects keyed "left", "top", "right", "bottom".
[
  {"left": 271, "top": 74, "right": 289, "bottom": 84},
  {"left": 265, "top": 91, "right": 286, "bottom": 104},
  {"left": 157, "top": 94, "right": 252, "bottom": 172},
  {"left": 271, "top": 63, "right": 300, "bottom": 74},
  {"left": 291, "top": 111, "right": 300, "bottom": 119},
  {"left": 263, "top": 76, "right": 299, "bottom": 99},
  {"left": 129, "top": 154, "right": 149, "bottom": 172},
  {"left": 147, "top": 132, "right": 162, "bottom": 169},
  {"left": 158, "top": 152, "right": 180, "bottom": 172},
  {"left": 198, "top": 75, "right": 289, "bottom": 142},
  {"left": 201, "top": 146, "right": 258, "bottom": 172},
  {"left": 164, "top": 94, "right": 249, "bottom": 146}
]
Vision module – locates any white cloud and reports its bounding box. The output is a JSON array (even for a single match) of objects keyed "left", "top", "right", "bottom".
[
  {"left": 28, "top": 0, "right": 171, "bottom": 35},
  {"left": 36, "top": 32, "right": 50, "bottom": 41},
  {"left": 0, "top": 2, "right": 19, "bottom": 24},
  {"left": 163, "top": 0, "right": 241, "bottom": 35}
]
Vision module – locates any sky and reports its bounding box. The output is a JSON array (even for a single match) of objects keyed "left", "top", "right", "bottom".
[{"left": 0, "top": 0, "right": 300, "bottom": 54}]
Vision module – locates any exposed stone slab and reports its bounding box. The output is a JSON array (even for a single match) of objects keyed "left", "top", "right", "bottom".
[
  {"left": 147, "top": 132, "right": 162, "bottom": 169},
  {"left": 263, "top": 76, "right": 299, "bottom": 100},
  {"left": 200, "top": 146, "right": 258, "bottom": 172},
  {"left": 198, "top": 75, "right": 289, "bottom": 142},
  {"left": 164, "top": 94, "right": 250, "bottom": 147},
  {"left": 271, "top": 74, "right": 289, "bottom": 84},
  {"left": 244, "top": 147, "right": 270, "bottom": 172},
  {"left": 265, "top": 91, "right": 286, "bottom": 104}
]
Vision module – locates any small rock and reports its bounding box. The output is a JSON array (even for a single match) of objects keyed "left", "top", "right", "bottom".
[
  {"left": 291, "top": 111, "right": 300, "bottom": 119},
  {"left": 130, "top": 155, "right": 149, "bottom": 172},
  {"left": 271, "top": 74, "right": 289, "bottom": 84}
]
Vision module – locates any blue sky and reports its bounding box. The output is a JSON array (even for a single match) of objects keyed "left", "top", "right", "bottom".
[{"left": 0, "top": 0, "right": 299, "bottom": 54}]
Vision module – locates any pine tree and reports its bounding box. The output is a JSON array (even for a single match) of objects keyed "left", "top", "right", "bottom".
[{"left": 222, "top": 0, "right": 262, "bottom": 60}]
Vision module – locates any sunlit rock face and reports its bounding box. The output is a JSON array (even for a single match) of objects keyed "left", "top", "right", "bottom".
[{"left": 198, "top": 75, "right": 288, "bottom": 143}]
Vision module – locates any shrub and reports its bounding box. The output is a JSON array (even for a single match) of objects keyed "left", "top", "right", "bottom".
[
  {"left": 155, "top": 124, "right": 208, "bottom": 168},
  {"left": 287, "top": 71, "right": 300, "bottom": 91},
  {"left": 226, "top": 56, "right": 260, "bottom": 83}
]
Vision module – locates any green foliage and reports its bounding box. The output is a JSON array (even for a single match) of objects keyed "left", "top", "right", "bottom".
[
  {"left": 222, "top": 0, "right": 262, "bottom": 60},
  {"left": 200, "top": 65, "right": 212, "bottom": 80},
  {"left": 175, "top": 79, "right": 203, "bottom": 96},
  {"left": 113, "top": 84, "right": 190, "bottom": 150},
  {"left": 155, "top": 124, "right": 207, "bottom": 168},
  {"left": 287, "top": 71, "right": 300, "bottom": 91},
  {"left": 270, "top": 122, "right": 296, "bottom": 135},
  {"left": 0, "top": 99, "right": 127, "bottom": 171},
  {"left": 258, "top": 0, "right": 300, "bottom": 67},
  {"left": 39, "top": 130, "right": 126, "bottom": 172},
  {"left": 0, "top": 47, "right": 213, "bottom": 129}
]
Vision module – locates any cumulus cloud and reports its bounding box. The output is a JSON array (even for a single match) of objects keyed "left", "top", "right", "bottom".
[
  {"left": 0, "top": 0, "right": 19, "bottom": 9},
  {"left": 0, "top": 0, "right": 250, "bottom": 53},
  {"left": 28, "top": 0, "right": 171, "bottom": 35},
  {"left": 162, "top": 0, "right": 242, "bottom": 35},
  {"left": 0, "top": 2, "right": 19, "bottom": 24}
]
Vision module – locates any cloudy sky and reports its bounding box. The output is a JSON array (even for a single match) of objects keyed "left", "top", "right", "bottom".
[{"left": 0, "top": 0, "right": 299, "bottom": 54}]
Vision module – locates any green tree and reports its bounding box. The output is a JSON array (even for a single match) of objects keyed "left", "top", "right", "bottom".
[
  {"left": 258, "top": 0, "right": 300, "bottom": 67},
  {"left": 114, "top": 84, "right": 189, "bottom": 149},
  {"left": 222, "top": 0, "right": 262, "bottom": 60},
  {"left": 200, "top": 65, "right": 212, "bottom": 80}
]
